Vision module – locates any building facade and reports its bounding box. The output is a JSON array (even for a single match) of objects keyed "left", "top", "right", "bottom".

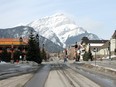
[
  {"left": 81, "top": 30, "right": 116, "bottom": 60},
  {"left": 81, "top": 37, "right": 108, "bottom": 59},
  {"left": 110, "top": 30, "right": 116, "bottom": 55},
  {"left": 0, "top": 38, "right": 27, "bottom": 62}
]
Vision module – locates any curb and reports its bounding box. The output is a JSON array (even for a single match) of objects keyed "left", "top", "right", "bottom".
[{"left": 83, "top": 63, "right": 116, "bottom": 75}]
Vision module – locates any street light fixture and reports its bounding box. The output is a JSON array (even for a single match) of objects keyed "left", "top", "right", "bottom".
[{"left": 19, "top": 37, "right": 23, "bottom": 46}]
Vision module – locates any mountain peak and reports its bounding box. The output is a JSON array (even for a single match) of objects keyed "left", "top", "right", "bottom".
[
  {"left": 28, "top": 13, "right": 99, "bottom": 47},
  {"left": 52, "top": 13, "right": 65, "bottom": 16}
]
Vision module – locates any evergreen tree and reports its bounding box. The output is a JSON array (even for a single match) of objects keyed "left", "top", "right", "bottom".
[
  {"left": 83, "top": 49, "right": 93, "bottom": 61},
  {"left": 83, "top": 51, "right": 88, "bottom": 61},
  {"left": 1, "top": 47, "right": 10, "bottom": 62},
  {"left": 35, "top": 34, "right": 42, "bottom": 63},
  {"left": 26, "top": 30, "right": 42, "bottom": 64}
]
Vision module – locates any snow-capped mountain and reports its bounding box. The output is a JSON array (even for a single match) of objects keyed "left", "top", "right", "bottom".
[
  {"left": 28, "top": 13, "right": 99, "bottom": 47},
  {"left": 0, "top": 26, "right": 63, "bottom": 52}
]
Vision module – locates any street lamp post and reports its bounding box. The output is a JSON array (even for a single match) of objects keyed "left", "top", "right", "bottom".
[
  {"left": 19, "top": 37, "right": 23, "bottom": 61},
  {"left": 11, "top": 43, "right": 14, "bottom": 63},
  {"left": 19, "top": 37, "right": 23, "bottom": 48}
]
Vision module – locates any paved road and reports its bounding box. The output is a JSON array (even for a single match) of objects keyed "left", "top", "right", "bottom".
[
  {"left": 1, "top": 59, "right": 115, "bottom": 87},
  {"left": 24, "top": 60, "right": 116, "bottom": 87},
  {"left": 45, "top": 63, "right": 100, "bottom": 87},
  {"left": 70, "top": 63, "right": 116, "bottom": 87},
  {"left": 24, "top": 64, "right": 51, "bottom": 87}
]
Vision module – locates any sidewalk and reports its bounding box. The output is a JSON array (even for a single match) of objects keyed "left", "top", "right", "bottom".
[
  {"left": 82, "top": 60, "right": 116, "bottom": 70},
  {"left": 52, "top": 58, "right": 116, "bottom": 75},
  {"left": 74, "top": 60, "right": 116, "bottom": 75}
]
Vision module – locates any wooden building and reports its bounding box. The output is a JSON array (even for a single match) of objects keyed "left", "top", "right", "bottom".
[{"left": 0, "top": 38, "right": 28, "bottom": 62}]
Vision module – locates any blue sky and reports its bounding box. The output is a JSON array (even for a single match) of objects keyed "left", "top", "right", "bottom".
[{"left": 0, "top": 0, "right": 116, "bottom": 39}]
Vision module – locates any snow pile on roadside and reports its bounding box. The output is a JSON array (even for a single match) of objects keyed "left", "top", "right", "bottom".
[
  {"left": 16, "top": 64, "right": 32, "bottom": 69},
  {"left": 84, "top": 63, "right": 116, "bottom": 75},
  {"left": 18, "top": 61, "right": 39, "bottom": 66},
  {"left": 102, "top": 55, "right": 116, "bottom": 59},
  {"left": 0, "top": 61, "right": 7, "bottom": 64}
]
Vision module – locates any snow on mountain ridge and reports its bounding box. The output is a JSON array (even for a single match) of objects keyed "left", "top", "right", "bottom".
[
  {"left": 28, "top": 13, "right": 77, "bottom": 47},
  {"left": 28, "top": 13, "right": 99, "bottom": 47},
  {"left": 28, "top": 13, "right": 76, "bottom": 31}
]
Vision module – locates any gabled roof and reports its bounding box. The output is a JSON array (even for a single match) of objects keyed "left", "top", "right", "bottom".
[
  {"left": 89, "top": 40, "right": 108, "bottom": 43},
  {"left": 112, "top": 30, "right": 116, "bottom": 39},
  {"left": 81, "top": 36, "right": 108, "bottom": 44}
]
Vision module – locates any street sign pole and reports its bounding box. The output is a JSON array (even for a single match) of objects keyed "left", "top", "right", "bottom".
[{"left": 93, "top": 48, "right": 97, "bottom": 66}]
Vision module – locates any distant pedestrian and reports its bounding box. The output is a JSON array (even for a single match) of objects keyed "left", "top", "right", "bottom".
[{"left": 64, "top": 56, "right": 68, "bottom": 63}]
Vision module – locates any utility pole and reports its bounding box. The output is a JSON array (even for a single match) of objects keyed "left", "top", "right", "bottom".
[
  {"left": 93, "top": 48, "right": 98, "bottom": 66},
  {"left": 108, "top": 41, "right": 112, "bottom": 65},
  {"left": 108, "top": 41, "right": 111, "bottom": 59},
  {"left": 75, "top": 42, "right": 78, "bottom": 61}
]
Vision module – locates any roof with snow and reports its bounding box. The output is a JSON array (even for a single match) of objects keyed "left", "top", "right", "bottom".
[
  {"left": 81, "top": 37, "right": 108, "bottom": 44},
  {"left": 89, "top": 40, "right": 108, "bottom": 43}
]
